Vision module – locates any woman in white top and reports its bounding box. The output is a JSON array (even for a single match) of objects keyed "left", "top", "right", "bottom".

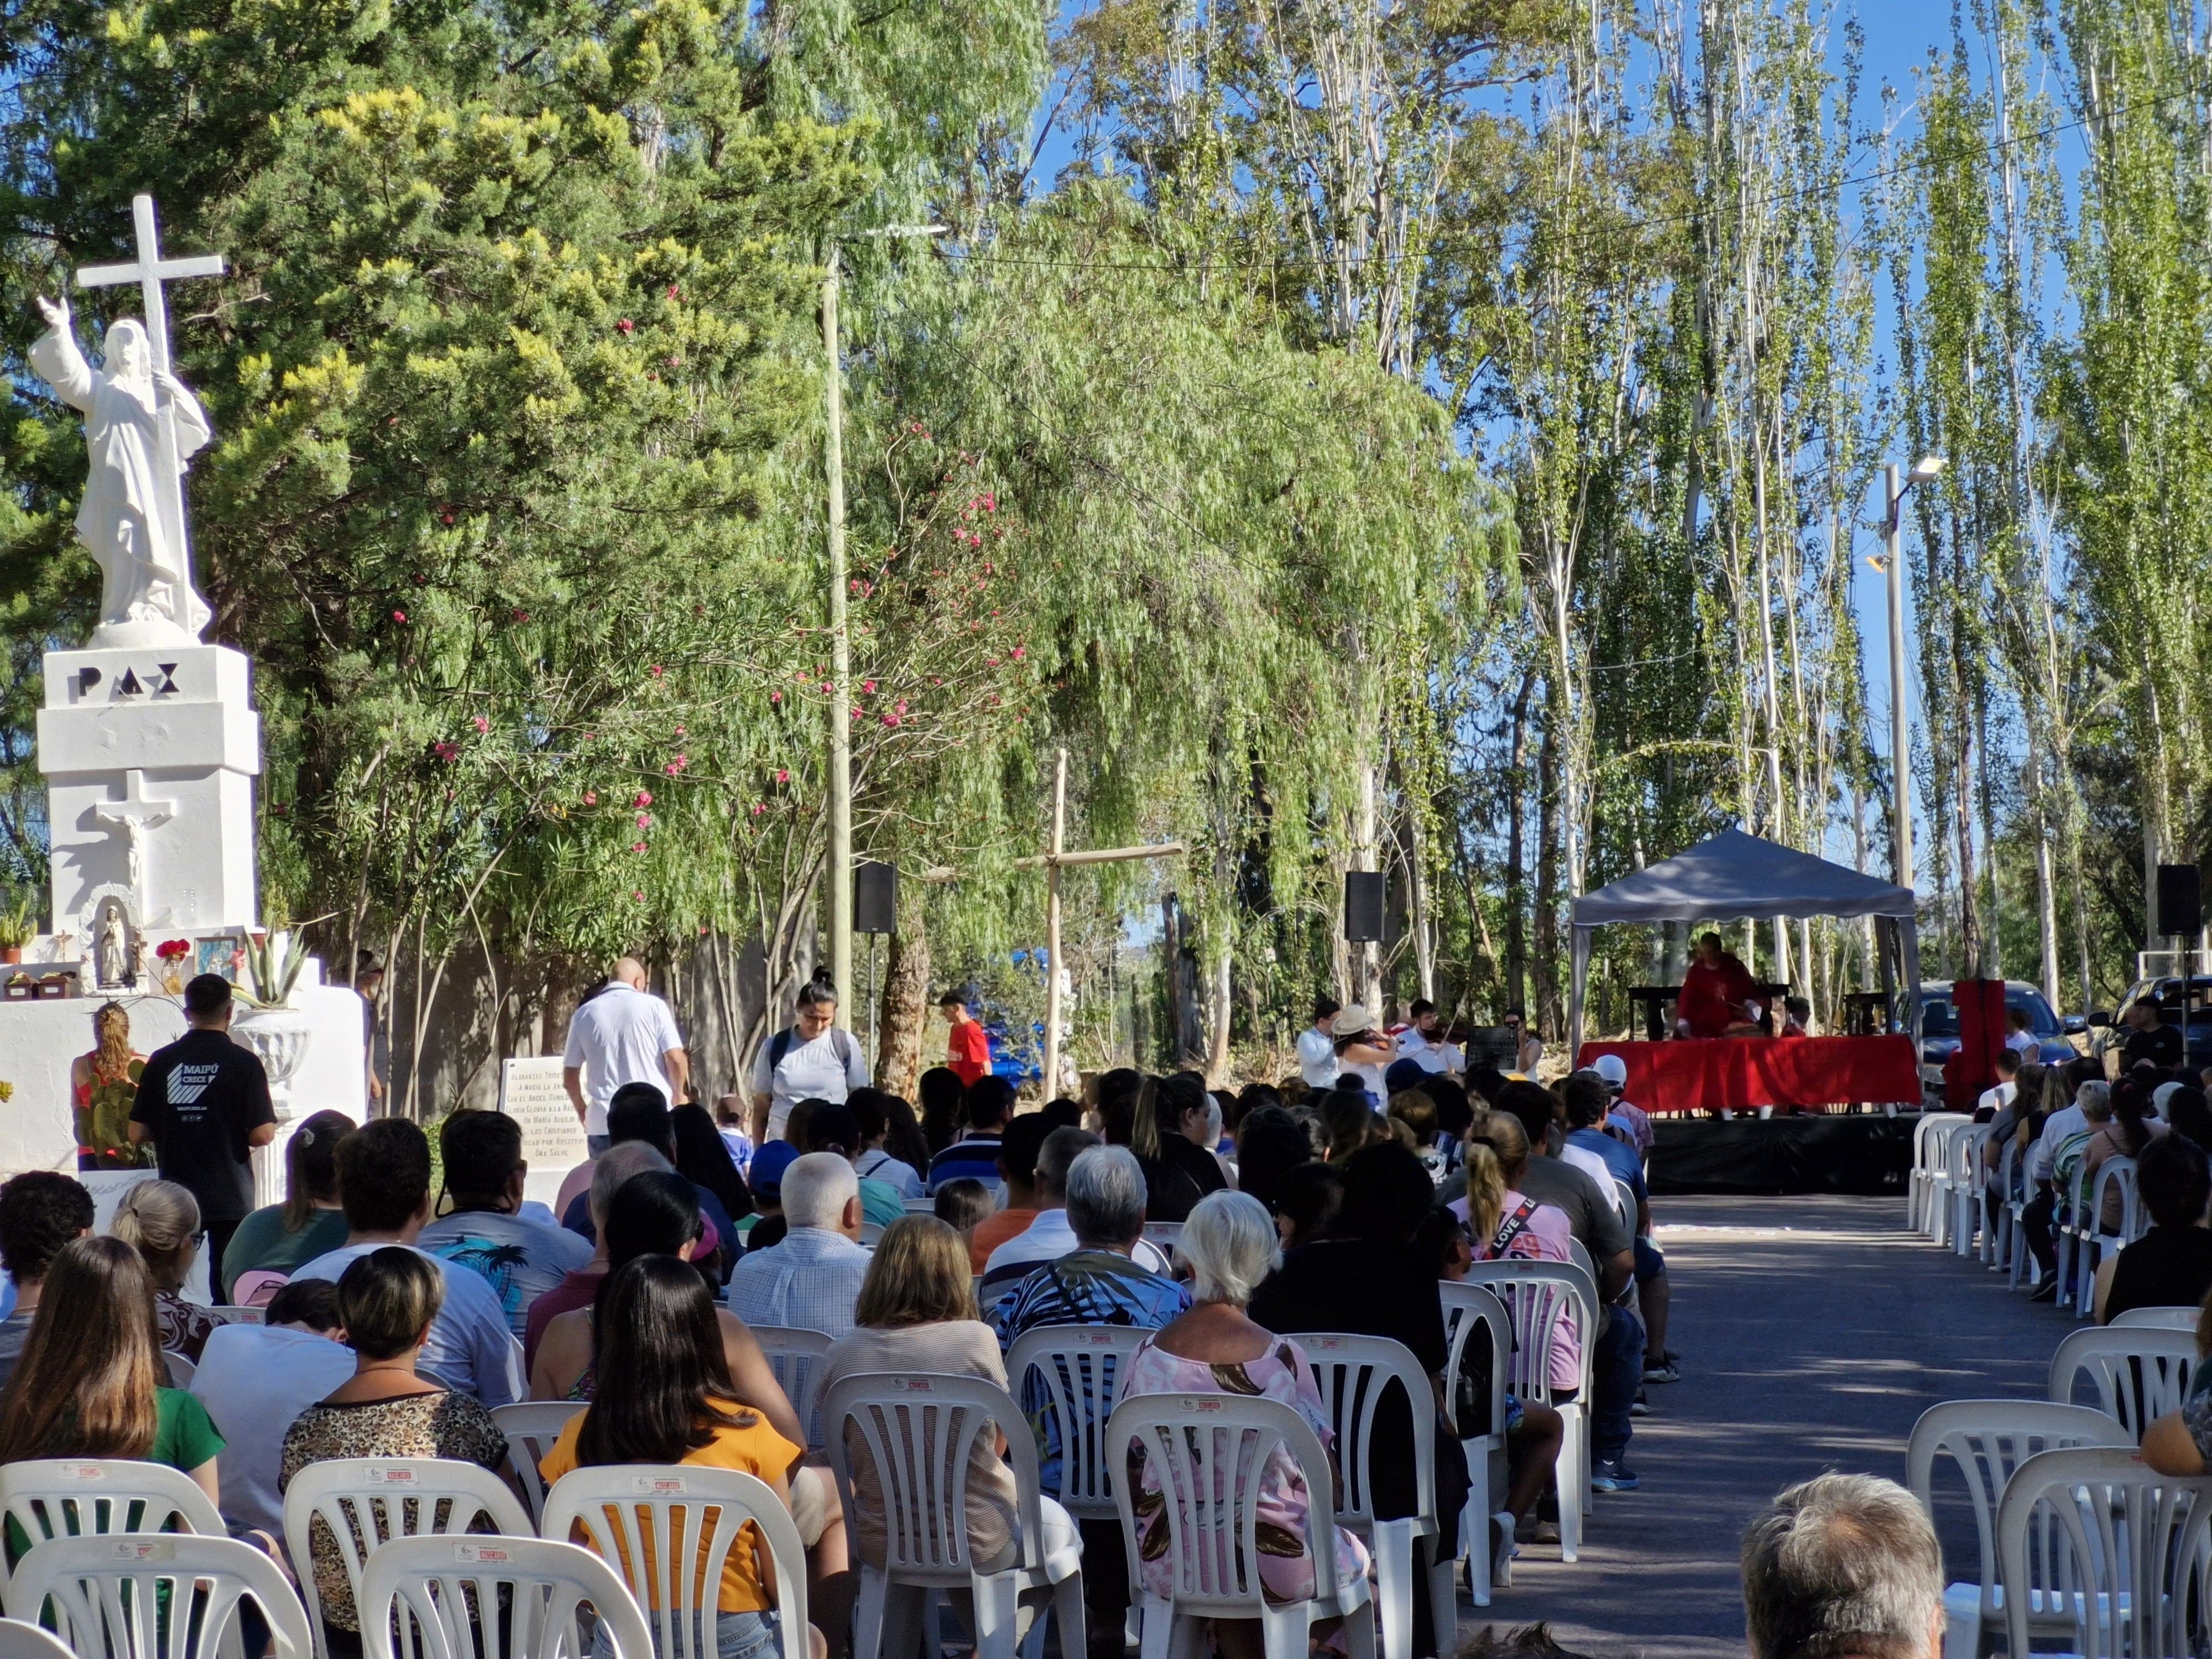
[
  {"left": 748, "top": 977, "right": 870, "bottom": 1144},
  {"left": 1330, "top": 1004, "right": 1396, "bottom": 1103}
]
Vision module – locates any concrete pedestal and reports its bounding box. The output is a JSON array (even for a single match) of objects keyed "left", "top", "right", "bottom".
[{"left": 38, "top": 643, "right": 260, "bottom": 944}]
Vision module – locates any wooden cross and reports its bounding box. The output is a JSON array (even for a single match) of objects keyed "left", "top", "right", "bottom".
[
  {"left": 74, "top": 194, "right": 227, "bottom": 602},
  {"left": 1013, "top": 748, "right": 1185, "bottom": 1096}
]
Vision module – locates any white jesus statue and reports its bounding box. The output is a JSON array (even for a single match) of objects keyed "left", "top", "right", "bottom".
[{"left": 28, "top": 293, "right": 212, "bottom": 642}]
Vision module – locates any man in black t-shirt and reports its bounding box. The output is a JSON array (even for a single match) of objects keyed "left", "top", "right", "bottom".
[
  {"left": 2123, "top": 998, "right": 2186, "bottom": 1073},
  {"left": 130, "top": 973, "right": 278, "bottom": 1272}
]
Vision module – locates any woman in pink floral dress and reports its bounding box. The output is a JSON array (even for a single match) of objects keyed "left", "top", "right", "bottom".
[{"left": 1118, "top": 1186, "right": 1369, "bottom": 1655}]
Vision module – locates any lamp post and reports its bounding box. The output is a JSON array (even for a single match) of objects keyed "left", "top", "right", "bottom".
[
  {"left": 822, "top": 226, "right": 943, "bottom": 1002},
  {"left": 1872, "top": 456, "right": 1944, "bottom": 893}
]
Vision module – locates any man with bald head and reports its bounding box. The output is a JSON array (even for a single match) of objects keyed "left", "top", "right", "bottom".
[{"left": 562, "top": 956, "right": 689, "bottom": 1154}]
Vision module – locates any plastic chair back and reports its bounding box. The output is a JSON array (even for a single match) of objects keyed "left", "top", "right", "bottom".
[
  {"left": 1439, "top": 1284, "right": 1512, "bottom": 1444},
  {"left": 541, "top": 1466, "right": 808, "bottom": 1659},
  {"left": 749, "top": 1327, "right": 834, "bottom": 1453},
  {"left": 2048, "top": 1327, "right": 2196, "bottom": 1439},
  {"left": 488, "top": 1403, "right": 585, "bottom": 1528},
  {"left": 2111, "top": 1306, "right": 2200, "bottom": 1330},
  {"left": 0, "top": 1459, "right": 225, "bottom": 1596},
  {"left": 0, "top": 1616, "right": 71, "bottom": 1659},
  {"left": 1463, "top": 1261, "right": 1596, "bottom": 1405},
  {"left": 1290, "top": 1334, "right": 1437, "bottom": 1535},
  {"left": 1905, "top": 1399, "right": 2132, "bottom": 1625},
  {"left": 1140, "top": 1222, "right": 1182, "bottom": 1253},
  {"left": 1102, "top": 1390, "right": 1359, "bottom": 1617},
  {"left": 1004, "top": 1326, "right": 1150, "bottom": 1519},
  {"left": 822, "top": 1372, "right": 1050, "bottom": 1584},
  {"left": 1996, "top": 1446, "right": 2212, "bottom": 1659},
  {"left": 162, "top": 1351, "right": 195, "bottom": 1387},
  {"left": 281, "top": 1458, "right": 533, "bottom": 1658},
  {"left": 5, "top": 1531, "right": 314, "bottom": 1659},
  {"left": 355, "top": 1533, "right": 654, "bottom": 1659}
]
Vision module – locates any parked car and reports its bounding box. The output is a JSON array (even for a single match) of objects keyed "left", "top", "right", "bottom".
[
  {"left": 1906, "top": 981, "right": 2083, "bottom": 1085},
  {"left": 2094, "top": 977, "right": 2212, "bottom": 1073}
]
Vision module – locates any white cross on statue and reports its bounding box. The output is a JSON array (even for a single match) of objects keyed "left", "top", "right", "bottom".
[
  {"left": 92, "top": 769, "right": 176, "bottom": 913},
  {"left": 74, "top": 194, "right": 226, "bottom": 599}
]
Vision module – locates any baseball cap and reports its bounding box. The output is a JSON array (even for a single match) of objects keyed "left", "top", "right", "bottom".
[
  {"left": 748, "top": 1140, "right": 801, "bottom": 1195},
  {"left": 1593, "top": 1053, "right": 1629, "bottom": 1091}
]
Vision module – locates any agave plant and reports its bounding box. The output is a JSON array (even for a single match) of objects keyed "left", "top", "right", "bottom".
[{"left": 237, "top": 928, "right": 308, "bottom": 1009}]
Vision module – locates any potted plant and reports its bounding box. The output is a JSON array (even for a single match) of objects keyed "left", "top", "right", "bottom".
[
  {"left": 238, "top": 928, "right": 309, "bottom": 1009},
  {"left": 0, "top": 893, "right": 36, "bottom": 965}
]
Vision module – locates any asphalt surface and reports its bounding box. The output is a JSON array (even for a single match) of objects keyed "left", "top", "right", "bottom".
[{"left": 1466, "top": 1193, "right": 2064, "bottom": 1658}]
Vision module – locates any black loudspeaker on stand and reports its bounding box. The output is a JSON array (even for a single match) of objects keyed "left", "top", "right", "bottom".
[
  {"left": 2158, "top": 863, "right": 2201, "bottom": 940},
  {"left": 855, "top": 862, "right": 898, "bottom": 936},
  {"left": 1343, "top": 871, "right": 1385, "bottom": 943}
]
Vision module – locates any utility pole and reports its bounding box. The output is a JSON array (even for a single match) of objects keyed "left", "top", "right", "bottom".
[
  {"left": 1877, "top": 456, "right": 1943, "bottom": 894},
  {"left": 823, "top": 246, "right": 853, "bottom": 1001}
]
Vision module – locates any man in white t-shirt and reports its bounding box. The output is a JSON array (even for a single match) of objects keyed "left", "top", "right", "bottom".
[
  {"left": 750, "top": 978, "right": 870, "bottom": 1144},
  {"left": 562, "top": 958, "right": 688, "bottom": 1154},
  {"left": 1296, "top": 997, "right": 1342, "bottom": 1089},
  {"left": 189, "top": 1279, "right": 355, "bottom": 1541},
  {"left": 1395, "top": 999, "right": 1464, "bottom": 1076}
]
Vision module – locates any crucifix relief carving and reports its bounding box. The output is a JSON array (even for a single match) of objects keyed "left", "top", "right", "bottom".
[{"left": 92, "top": 769, "right": 175, "bottom": 914}]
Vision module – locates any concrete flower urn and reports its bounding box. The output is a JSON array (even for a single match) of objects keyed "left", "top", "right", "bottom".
[{"left": 235, "top": 1006, "right": 314, "bottom": 1207}]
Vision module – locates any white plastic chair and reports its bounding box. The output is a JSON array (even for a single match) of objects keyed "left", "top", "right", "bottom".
[
  {"left": 858, "top": 1222, "right": 886, "bottom": 1246},
  {"left": 542, "top": 1465, "right": 808, "bottom": 1659},
  {"left": 903, "top": 1199, "right": 936, "bottom": 1216},
  {"left": 1003, "top": 1326, "right": 1149, "bottom": 1522},
  {"left": 1606, "top": 1181, "right": 1635, "bottom": 1235},
  {"left": 2111, "top": 1306, "right": 2200, "bottom": 1330},
  {"left": 5, "top": 1532, "right": 314, "bottom": 1659},
  {"left": 1292, "top": 1334, "right": 1453, "bottom": 1659},
  {"left": 1105, "top": 1391, "right": 1377, "bottom": 1659},
  {"left": 1947, "top": 1124, "right": 1992, "bottom": 1256},
  {"left": 1464, "top": 1260, "right": 1597, "bottom": 1561},
  {"left": 282, "top": 1458, "right": 533, "bottom": 1659},
  {"left": 208, "top": 1305, "right": 268, "bottom": 1325},
  {"left": 355, "top": 1532, "right": 655, "bottom": 1659},
  {"left": 2078, "top": 1157, "right": 2141, "bottom": 1316},
  {"left": 1926, "top": 1119, "right": 1971, "bottom": 1246},
  {"left": 0, "top": 1458, "right": 225, "bottom": 1597},
  {"left": 2052, "top": 1158, "right": 2094, "bottom": 1311},
  {"left": 1905, "top": 1399, "right": 2133, "bottom": 1659},
  {"left": 2048, "top": 1327, "right": 2197, "bottom": 1441},
  {"left": 162, "top": 1350, "right": 195, "bottom": 1387},
  {"left": 749, "top": 1326, "right": 834, "bottom": 1453},
  {"left": 0, "top": 1617, "right": 72, "bottom": 1659},
  {"left": 1996, "top": 1446, "right": 2212, "bottom": 1659},
  {"left": 489, "top": 1402, "right": 585, "bottom": 1528},
  {"left": 823, "top": 1372, "right": 1084, "bottom": 1659},
  {"left": 1439, "top": 1282, "right": 1512, "bottom": 1605},
  {"left": 1910, "top": 1113, "right": 1969, "bottom": 1232},
  {"left": 1139, "top": 1222, "right": 1182, "bottom": 1252}
]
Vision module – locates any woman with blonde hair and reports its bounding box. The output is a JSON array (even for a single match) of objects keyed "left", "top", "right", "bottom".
[
  {"left": 111, "top": 1178, "right": 220, "bottom": 1362},
  {"left": 71, "top": 1003, "right": 149, "bottom": 1170},
  {"left": 816, "top": 1217, "right": 1075, "bottom": 1573},
  {"left": 0, "top": 1236, "right": 223, "bottom": 1507}
]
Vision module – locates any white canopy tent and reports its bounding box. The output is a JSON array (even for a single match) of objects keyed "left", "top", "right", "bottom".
[{"left": 1567, "top": 828, "right": 1922, "bottom": 1054}]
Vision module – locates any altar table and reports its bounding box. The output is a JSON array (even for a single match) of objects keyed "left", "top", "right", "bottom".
[{"left": 1571, "top": 1035, "right": 1922, "bottom": 1115}]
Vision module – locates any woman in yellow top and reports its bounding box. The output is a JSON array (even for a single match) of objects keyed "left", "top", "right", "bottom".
[{"left": 540, "top": 1254, "right": 827, "bottom": 1659}]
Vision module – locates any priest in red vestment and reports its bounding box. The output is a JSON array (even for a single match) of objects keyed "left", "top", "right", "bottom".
[{"left": 1675, "top": 931, "right": 1759, "bottom": 1037}]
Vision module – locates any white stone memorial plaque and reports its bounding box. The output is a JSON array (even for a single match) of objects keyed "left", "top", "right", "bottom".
[{"left": 500, "top": 1057, "right": 587, "bottom": 1173}]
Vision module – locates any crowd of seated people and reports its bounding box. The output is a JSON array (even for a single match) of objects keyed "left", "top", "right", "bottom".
[{"left": 0, "top": 990, "right": 1697, "bottom": 1659}]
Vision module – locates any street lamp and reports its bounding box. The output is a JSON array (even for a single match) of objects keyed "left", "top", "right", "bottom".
[
  {"left": 1867, "top": 456, "right": 1943, "bottom": 892},
  {"left": 822, "top": 225, "right": 945, "bottom": 1004}
]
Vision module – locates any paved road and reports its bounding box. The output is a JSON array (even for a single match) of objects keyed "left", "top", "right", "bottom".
[{"left": 1464, "top": 1193, "right": 2066, "bottom": 1658}]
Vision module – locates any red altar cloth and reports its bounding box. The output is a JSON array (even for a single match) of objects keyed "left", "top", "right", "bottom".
[{"left": 1572, "top": 1035, "right": 1922, "bottom": 1115}]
